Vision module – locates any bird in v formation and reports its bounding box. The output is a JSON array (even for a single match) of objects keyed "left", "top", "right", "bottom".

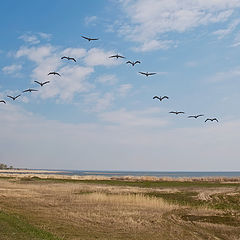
[
  {"left": 61, "top": 56, "right": 76, "bottom": 62},
  {"left": 34, "top": 81, "right": 50, "bottom": 87},
  {"left": 7, "top": 95, "right": 21, "bottom": 101},
  {"left": 3, "top": 33, "right": 218, "bottom": 124},
  {"left": 153, "top": 96, "right": 169, "bottom": 101}
]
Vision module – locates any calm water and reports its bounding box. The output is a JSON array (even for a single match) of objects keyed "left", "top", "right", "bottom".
[
  {"left": 3, "top": 170, "right": 240, "bottom": 178},
  {"left": 38, "top": 170, "right": 240, "bottom": 178}
]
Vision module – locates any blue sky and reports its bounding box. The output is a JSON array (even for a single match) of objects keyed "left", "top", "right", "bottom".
[{"left": 1, "top": 0, "right": 240, "bottom": 171}]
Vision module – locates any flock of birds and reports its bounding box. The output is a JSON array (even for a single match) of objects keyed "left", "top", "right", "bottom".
[{"left": 0, "top": 35, "right": 218, "bottom": 123}]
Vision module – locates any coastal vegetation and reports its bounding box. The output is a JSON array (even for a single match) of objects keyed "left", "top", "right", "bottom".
[{"left": 0, "top": 174, "right": 240, "bottom": 239}]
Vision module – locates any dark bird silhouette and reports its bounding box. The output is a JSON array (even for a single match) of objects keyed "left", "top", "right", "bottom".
[
  {"left": 22, "top": 88, "right": 38, "bottom": 93},
  {"left": 81, "top": 35, "right": 99, "bottom": 41},
  {"left": 188, "top": 114, "right": 204, "bottom": 119},
  {"left": 61, "top": 56, "right": 76, "bottom": 62},
  {"left": 7, "top": 95, "right": 21, "bottom": 100},
  {"left": 48, "top": 72, "right": 61, "bottom": 76},
  {"left": 34, "top": 80, "right": 50, "bottom": 87},
  {"left": 205, "top": 118, "right": 219, "bottom": 122},
  {"left": 153, "top": 96, "right": 169, "bottom": 101},
  {"left": 126, "top": 60, "right": 141, "bottom": 66},
  {"left": 0, "top": 100, "right": 6, "bottom": 104},
  {"left": 169, "top": 111, "right": 185, "bottom": 115},
  {"left": 109, "top": 54, "right": 125, "bottom": 59},
  {"left": 139, "top": 72, "right": 157, "bottom": 76}
]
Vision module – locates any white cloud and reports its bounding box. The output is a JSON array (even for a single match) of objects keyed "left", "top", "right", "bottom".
[
  {"left": 99, "top": 108, "right": 167, "bottom": 127},
  {"left": 117, "top": 0, "right": 240, "bottom": 51},
  {"left": 213, "top": 19, "right": 240, "bottom": 39},
  {"left": 96, "top": 74, "right": 118, "bottom": 85},
  {"left": 84, "top": 16, "right": 98, "bottom": 25},
  {"left": 18, "top": 32, "right": 52, "bottom": 45},
  {"left": 84, "top": 48, "right": 123, "bottom": 66},
  {"left": 118, "top": 84, "right": 132, "bottom": 96},
  {"left": 209, "top": 66, "right": 240, "bottom": 82},
  {"left": 2, "top": 64, "right": 22, "bottom": 75}
]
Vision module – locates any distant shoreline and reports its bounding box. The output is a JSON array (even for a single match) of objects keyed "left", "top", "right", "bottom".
[{"left": 0, "top": 169, "right": 68, "bottom": 174}]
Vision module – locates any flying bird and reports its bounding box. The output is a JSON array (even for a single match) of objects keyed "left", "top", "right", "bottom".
[
  {"left": 139, "top": 72, "right": 157, "bottom": 77},
  {"left": 34, "top": 80, "right": 50, "bottom": 87},
  {"left": 205, "top": 118, "right": 219, "bottom": 122},
  {"left": 22, "top": 88, "right": 38, "bottom": 93},
  {"left": 153, "top": 96, "right": 169, "bottom": 101},
  {"left": 81, "top": 35, "right": 99, "bottom": 41},
  {"left": 188, "top": 114, "right": 204, "bottom": 119},
  {"left": 126, "top": 60, "right": 141, "bottom": 66},
  {"left": 48, "top": 72, "right": 61, "bottom": 76},
  {"left": 0, "top": 100, "right": 6, "bottom": 104},
  {"left": 169, "top": 111, "right": 185, "bottom": 115},
  {"left": 61, "top": 56, "right": 76, "bottom": 62},
  {"left": 7, "top": 95, "right": 21, "bottom": 100},
  {"left": 109, "top": 54, "right": 125, "bottom": 59}
]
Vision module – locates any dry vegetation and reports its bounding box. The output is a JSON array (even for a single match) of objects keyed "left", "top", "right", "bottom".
[{"left": 0, "top": 175, "right": 240, "bottom": 239}]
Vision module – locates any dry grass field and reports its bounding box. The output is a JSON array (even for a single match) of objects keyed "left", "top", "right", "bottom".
[{"left": 0, "top": 175, "right": 240, "bottom": 239}]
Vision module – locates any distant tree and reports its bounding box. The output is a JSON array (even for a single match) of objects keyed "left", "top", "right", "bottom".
[{"left": 0, "top": 163, "right": 8, "bottom": 169}]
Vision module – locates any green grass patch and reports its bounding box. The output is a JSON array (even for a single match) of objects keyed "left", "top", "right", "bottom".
[{"left": 0, "top": 210, "right": 61, "bottom": 240}]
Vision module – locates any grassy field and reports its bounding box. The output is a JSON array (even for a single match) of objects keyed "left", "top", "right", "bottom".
[{"left": 0, "top": 175, "right": 240, "bottom": 239}]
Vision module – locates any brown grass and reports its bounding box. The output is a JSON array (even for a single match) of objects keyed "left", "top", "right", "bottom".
[{"left": 0, "top": 177, "right": 240, "bottom": 239}]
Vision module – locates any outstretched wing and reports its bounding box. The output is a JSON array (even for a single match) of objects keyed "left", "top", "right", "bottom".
[
  {"left": 22, "top": 89, "right": 29, "bottom": 93},
  {"left": 205, "top": 118, "right": 210, "bottom": 122},
  {"left": 134, "top": 61, "right": 141, "bottom": 64},
  {"left": 0, "top": 100, "right": 6, "bottom": 104},
  {"left": 30, "top": 89, "right": 38, "bottom": 92},
  {"left": 34, "top": 80, "right": 41, "bottom": 85},
  {"left": 15, "top": 94, "right": 21, "bottom": 99},
  {"left": 162, "top": 96, "right": 169, "bottom": 100},
  {"left": 109, "top": 55, "right": 117, "bottom": 58},
  {"left": 43, "top": 81, "right": 50, "bottom": 85},
  {"left": 153, "top": 96, "right": 160, "bottom": 100},
  {"left": 197, "top": 114, "right": 204, "bottom": 118},
  {"left": 178, "top": 111, "right": 185, "bottom": 114},
  {"left": 7, "top": 95, "right": 14, "bottom": 100},
  {"left": 89, "top": 38, "right": 99, "bottom": 41},
  {"left": 61, "top": 56, "right": 68, "bottom": 59},
  {"left": 148, "top": 72, "right": 157, "bottom": 76},
  {"left": 169, "top": 111, "right": 177, "bottom": 114},
  {"left": 188, "top": 116, "right": 195, "bottom": 118},
  {"left": 81, "top": 36, "right": 90, "bottom": 41},
  {"left": 139, "top": 72, "right": 147, "bottom": 75},
  {"left": 69, "top": 58, "right": 76, "bottom": 62},
  {"left": 213, "top": 118, "right": 219, "bottom": 122},
  {"left": 48, "top": 72, "right": 54, "bottom": 75},
  {"left": 126, "top": 61, "right": 133, "bottom": 64},
  {"left": 118, "top": 55, "right": 125, "bottom": 58}
]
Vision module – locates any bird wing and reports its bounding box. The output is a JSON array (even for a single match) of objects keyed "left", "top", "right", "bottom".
[
  {"left": 162, "top": 96, "right": 169, "bottom": 99},
  {"left": 16, "top": 94, "right": 21, "bottom": 98},
  {"left": 139, "top": 72, "right": 146, "bottom": 75},
  {"left": 135, "top": 61, "right": 141, "bottom": 64},
  {"left": 48, "top": 72, "right": 54, "bottom": 75},
  {"left": 69, "top": 58, "right": 76, "bottom": 62},
  {"left": 109, "top": 55, "right": 117, "bottom": 58},
  {"left": 61, "top": 56, "right": 68, "bottom": 59},
  {"left": 30, "top": 89, "right": 38, "bottom": 92},
  {"left": 153, "top": 96, "right": 160, "bottom": 100},
  {"left": 126, "top": 61, "right": 132, "bottom": 64},
  {"left": 188, "top": 116, "right": 195, "bottom": 118},
  {"left": 179, "top": 112, "right": 185, "bottom": 114},
  {"left": 169, "top": 111, "right": 176, "bottom": 114},
  {"left": 22, "top": 89, "right": 29, "bottom": 93},
  {"left": 0, "top": 100, "right": 6, "bottom": 103},
  {"left": 43, "top": 81, "right": 50, "bottom": 85},
  {"left": 213, "top": 118, "right": 219, "bottom": 122},
  {"left": 56, "top": 72, "right": 61, "bottom": 76},
  {"left": 89, "top": 38, "right": 99, "bottom": 41},
  {"left": 81, "top": 36, "right": 90, "bottom": 40},
  {"left": 34, "top": 80, "right": 41, "bottom": 85},
  {"left": 7, "top": 95, "right": 14, "bottom": 99},
  {"left": 148, "top": 72, "right": 157, "bottom": 75},
  {"left": 197, "top": 114, "right": 204, "bottom": 117},
  {"left": 205, "top": 119, "right": 210, "bottom": 122},
  {"left": 118, "top": 55, "right": 125, "bottom": 58}
]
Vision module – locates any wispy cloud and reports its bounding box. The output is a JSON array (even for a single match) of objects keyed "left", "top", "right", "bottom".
[
  {"left": 208, "top": 66, "right": 240, "bottom": 82},
  {"left": 96, "top": 74, "right": 118, "bottom": 85},
  {"left": 84, "top": 16, "right": 98, "bottom": 26},
  {"left": 18, "top": 32, "right": 52, "bottom": 45},
  {"left": 2, "top": 64, "right": 22, "bottom": 75},
  {"left": 117, "top": 0, "right": 240, "bottom": 51}
]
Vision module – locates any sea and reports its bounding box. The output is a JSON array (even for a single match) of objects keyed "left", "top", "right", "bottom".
[{"left": 17, "top": 170, "right": 240, "bottom": 178}]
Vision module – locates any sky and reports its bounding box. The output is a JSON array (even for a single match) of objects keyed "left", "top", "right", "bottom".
[{"left": 0, "top": 0, "right": 240, "bottom": 171}]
